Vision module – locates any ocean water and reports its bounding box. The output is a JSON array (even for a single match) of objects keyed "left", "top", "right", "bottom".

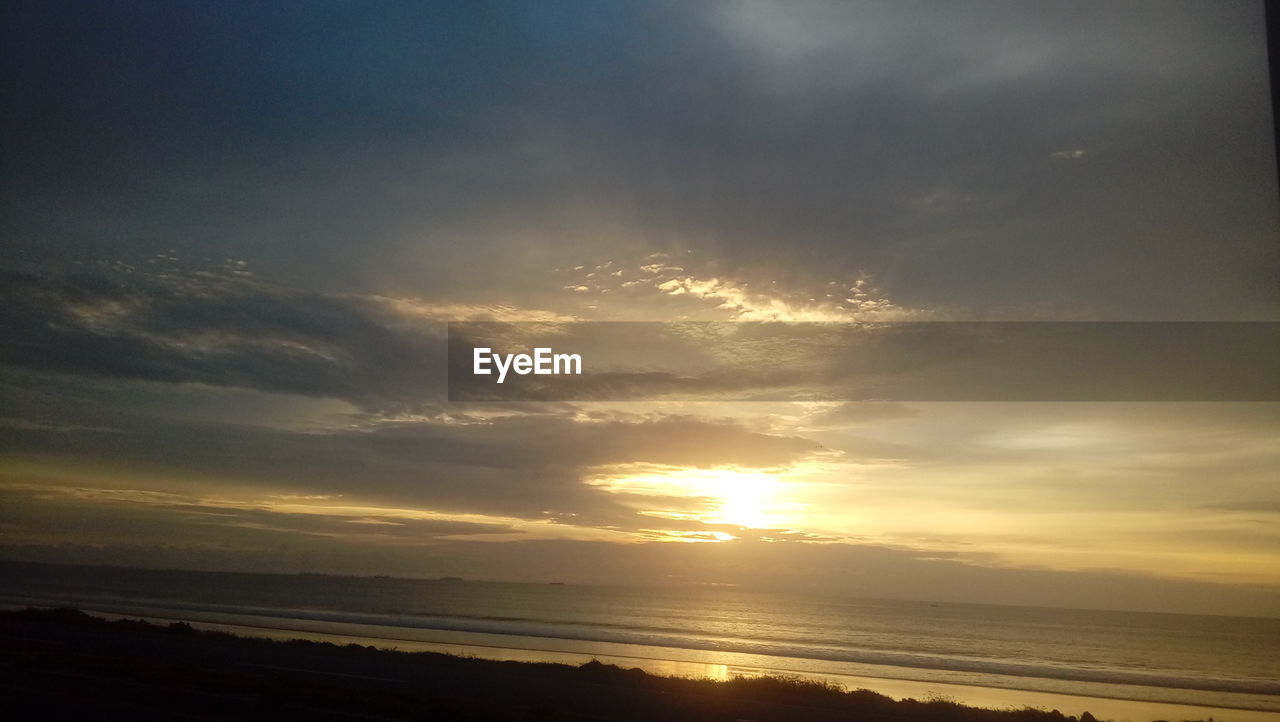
[{"left": 2, "top": 562, "right": 1277, "bottom": 720}]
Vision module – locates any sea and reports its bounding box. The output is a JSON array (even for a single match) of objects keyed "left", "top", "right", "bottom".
[{"left": 1, "top": 561, "right": 1276, "bottom": 722}]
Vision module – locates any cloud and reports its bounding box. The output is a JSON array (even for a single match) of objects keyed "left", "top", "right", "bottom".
[
  {"left": 5, "top": 2, "right": 1272, "bottom": 321},
  {"left": 654, "top": 275, "right": 873, "bottom": 321},
  {"left": 804, "top": 402, "right": 921, "bottom": 428},
  {"left": 0, "top": 485, "right": 520, "bottom": 549},
  {"left": 0, "top": 399, "right": 824, "bottom": 531},
  {"left": 1051, "top": 149, "right": 1088, "bottom": 160},
  {"left": 555, "top": 250, "right": 923, "bottom": 322},
  {"left": 1206, "top": 501, "right": 1280, "bottom": 514},
  {"left": 449, "top": 320, "right": 1279, "bottom": 402},
  {"left": 0, "top": 268, "right": 571, "bottom": 413},
  {"left": 1, "top": 2, "right": 1276, "bottom": 615}
]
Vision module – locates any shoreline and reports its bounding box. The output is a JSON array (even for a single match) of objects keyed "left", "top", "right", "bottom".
[
  {"left": 3, "top": 593, "right": 1273, "bottom": 705},
  {"left": 0, "top": 607, "right": 1175, "bottom": 722},
  {"left": 5, "top": 605, "right": 1275, "bottom": 722}
]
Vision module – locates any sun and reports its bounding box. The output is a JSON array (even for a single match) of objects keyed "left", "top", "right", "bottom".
[
  {"left": 588, "top": 466, "right": 786, "bottom": 531},
  {"left": 700, "top": 469, "right": 778, "bottom": 528}
]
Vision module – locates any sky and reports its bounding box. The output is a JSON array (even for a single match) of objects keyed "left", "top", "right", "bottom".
[{"left": 1, "top": 0, "right": 1278, "bottom": 617}]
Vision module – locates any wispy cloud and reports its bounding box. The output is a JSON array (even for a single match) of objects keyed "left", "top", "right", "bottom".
[{"left": 1051, "top": 149, "right": 1088, "bottom": 160}]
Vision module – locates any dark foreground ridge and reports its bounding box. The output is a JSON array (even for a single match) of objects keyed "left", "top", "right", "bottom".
[{"left": 0, "top": 607, "right": 1152, "bottom": 722}]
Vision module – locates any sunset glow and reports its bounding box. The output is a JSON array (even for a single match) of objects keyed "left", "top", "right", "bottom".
[
  {"left": 589, "top": 466, "right": 793, "bottom": 532},
  {"left": 0, "top": 0, "right": 1275, "bottom": 620}
]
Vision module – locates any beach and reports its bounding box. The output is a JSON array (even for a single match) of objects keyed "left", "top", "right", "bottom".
[
  {"left": 5, "top": 2, "right": 1278, "bottom": 719},
  {"left": 0, "top": 607, "right": 1240, "bottom": 722},
  {"left": 2, "top": 563, "right": 1276, "bottom": 722}
]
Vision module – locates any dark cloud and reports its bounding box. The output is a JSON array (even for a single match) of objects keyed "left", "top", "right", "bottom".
[
  {"left": 0, "top": 268, "right": 447, "bottom": 413},
  {"left": 2, "top": 1, "right": 1274, "bottom": 317}
]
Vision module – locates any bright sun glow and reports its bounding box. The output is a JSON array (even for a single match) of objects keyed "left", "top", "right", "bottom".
[{"left": 588, "top": 466, "right": 788, "bottom": 532}]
